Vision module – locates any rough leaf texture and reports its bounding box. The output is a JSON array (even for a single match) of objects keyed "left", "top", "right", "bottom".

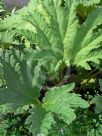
[
  {"left": 1, "top": 0, "right": 102, "bottom": 70},
  {"left": 0, "top": 49, "right": 43, "bottom": 106}
]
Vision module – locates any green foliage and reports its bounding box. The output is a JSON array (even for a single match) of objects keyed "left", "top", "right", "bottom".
[
  {"left": 0, "top": 0, "right": 102, "bottom": 70},
  {"left": 0, "top": 107, "right": 102, "bottom": 136},
  {"left": 48, "top": 110, "right": 102, "bottom": 136},
  {"left": 92, "top": 95, "right": 102, "bottom": 113},
  {"left": 0, "top": 49, "right": 44, "bottom": 106},
  {"left": 26, "top": 106, "right": 54, "bottom": 136},
  {"left": 0, "top": 104, "right": 31, "bottom": 136},
  {"left": 0, "top": 0, "right": 102, "bottom": 136},
  {"left": 92, "top": 80, "right": 102, "bottom": 114},
  {"left": 0, "top": 0, "right": 5, "bottom": 12},
  {"left": 0, "top": 61, "right": 89, "bottom": 135},
  {"left": 43, "top": 84, "right": 88, "bottom": 125}
]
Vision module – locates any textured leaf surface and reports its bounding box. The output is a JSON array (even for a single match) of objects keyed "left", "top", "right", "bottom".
[
  {"left": 1, "top": 0, "right": 102, "bottom": 70},
  {"left": 26, "top": 106, "right": 54, "bottom": 136},
  {"left": 43, "top": 83, "right": 89, "bottom": 124},
  {"left": 0, "top": 49, "right": 43, "bottom": 107},
  {"left": 74, "top": 8, "right": 102, "bottom": 69}
]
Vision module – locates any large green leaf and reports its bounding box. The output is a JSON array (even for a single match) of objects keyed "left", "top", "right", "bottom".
[
  {"left": 0, "top": 49, "right": 44, "bottom": 107},
  {"left": 74, "top": 8, "right": 102, "bottom": 69},
  {"left": 1, "top": 0, "right": 102, "bottom": 70},
  {"left": 25, "top": 83, "right": 89, "bottom": 135},
  {"left": 43, "top": 83, "right": 89, "bottom": 125}
]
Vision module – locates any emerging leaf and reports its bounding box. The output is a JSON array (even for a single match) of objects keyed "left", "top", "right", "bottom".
[{"left": 43, "top": 83, "right": 89, "bottom": 124}]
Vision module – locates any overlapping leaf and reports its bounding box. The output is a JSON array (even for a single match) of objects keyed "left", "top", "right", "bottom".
[
  {"left": 43, "top": 83, "right": 89, "bottom": 125},
  {"left": 1, "top": 0, "right": 102, "bottom": 70},
  {"left": 25, "top": 83, "right": 89, "bottom": 135},
  {"left": 0, "top": 49, "right": 44, "bottom": 107}
]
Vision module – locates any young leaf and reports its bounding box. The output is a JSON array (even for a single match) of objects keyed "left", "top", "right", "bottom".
[{"left": 43, "top": 83, "right": 89, "bottom": 125}]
